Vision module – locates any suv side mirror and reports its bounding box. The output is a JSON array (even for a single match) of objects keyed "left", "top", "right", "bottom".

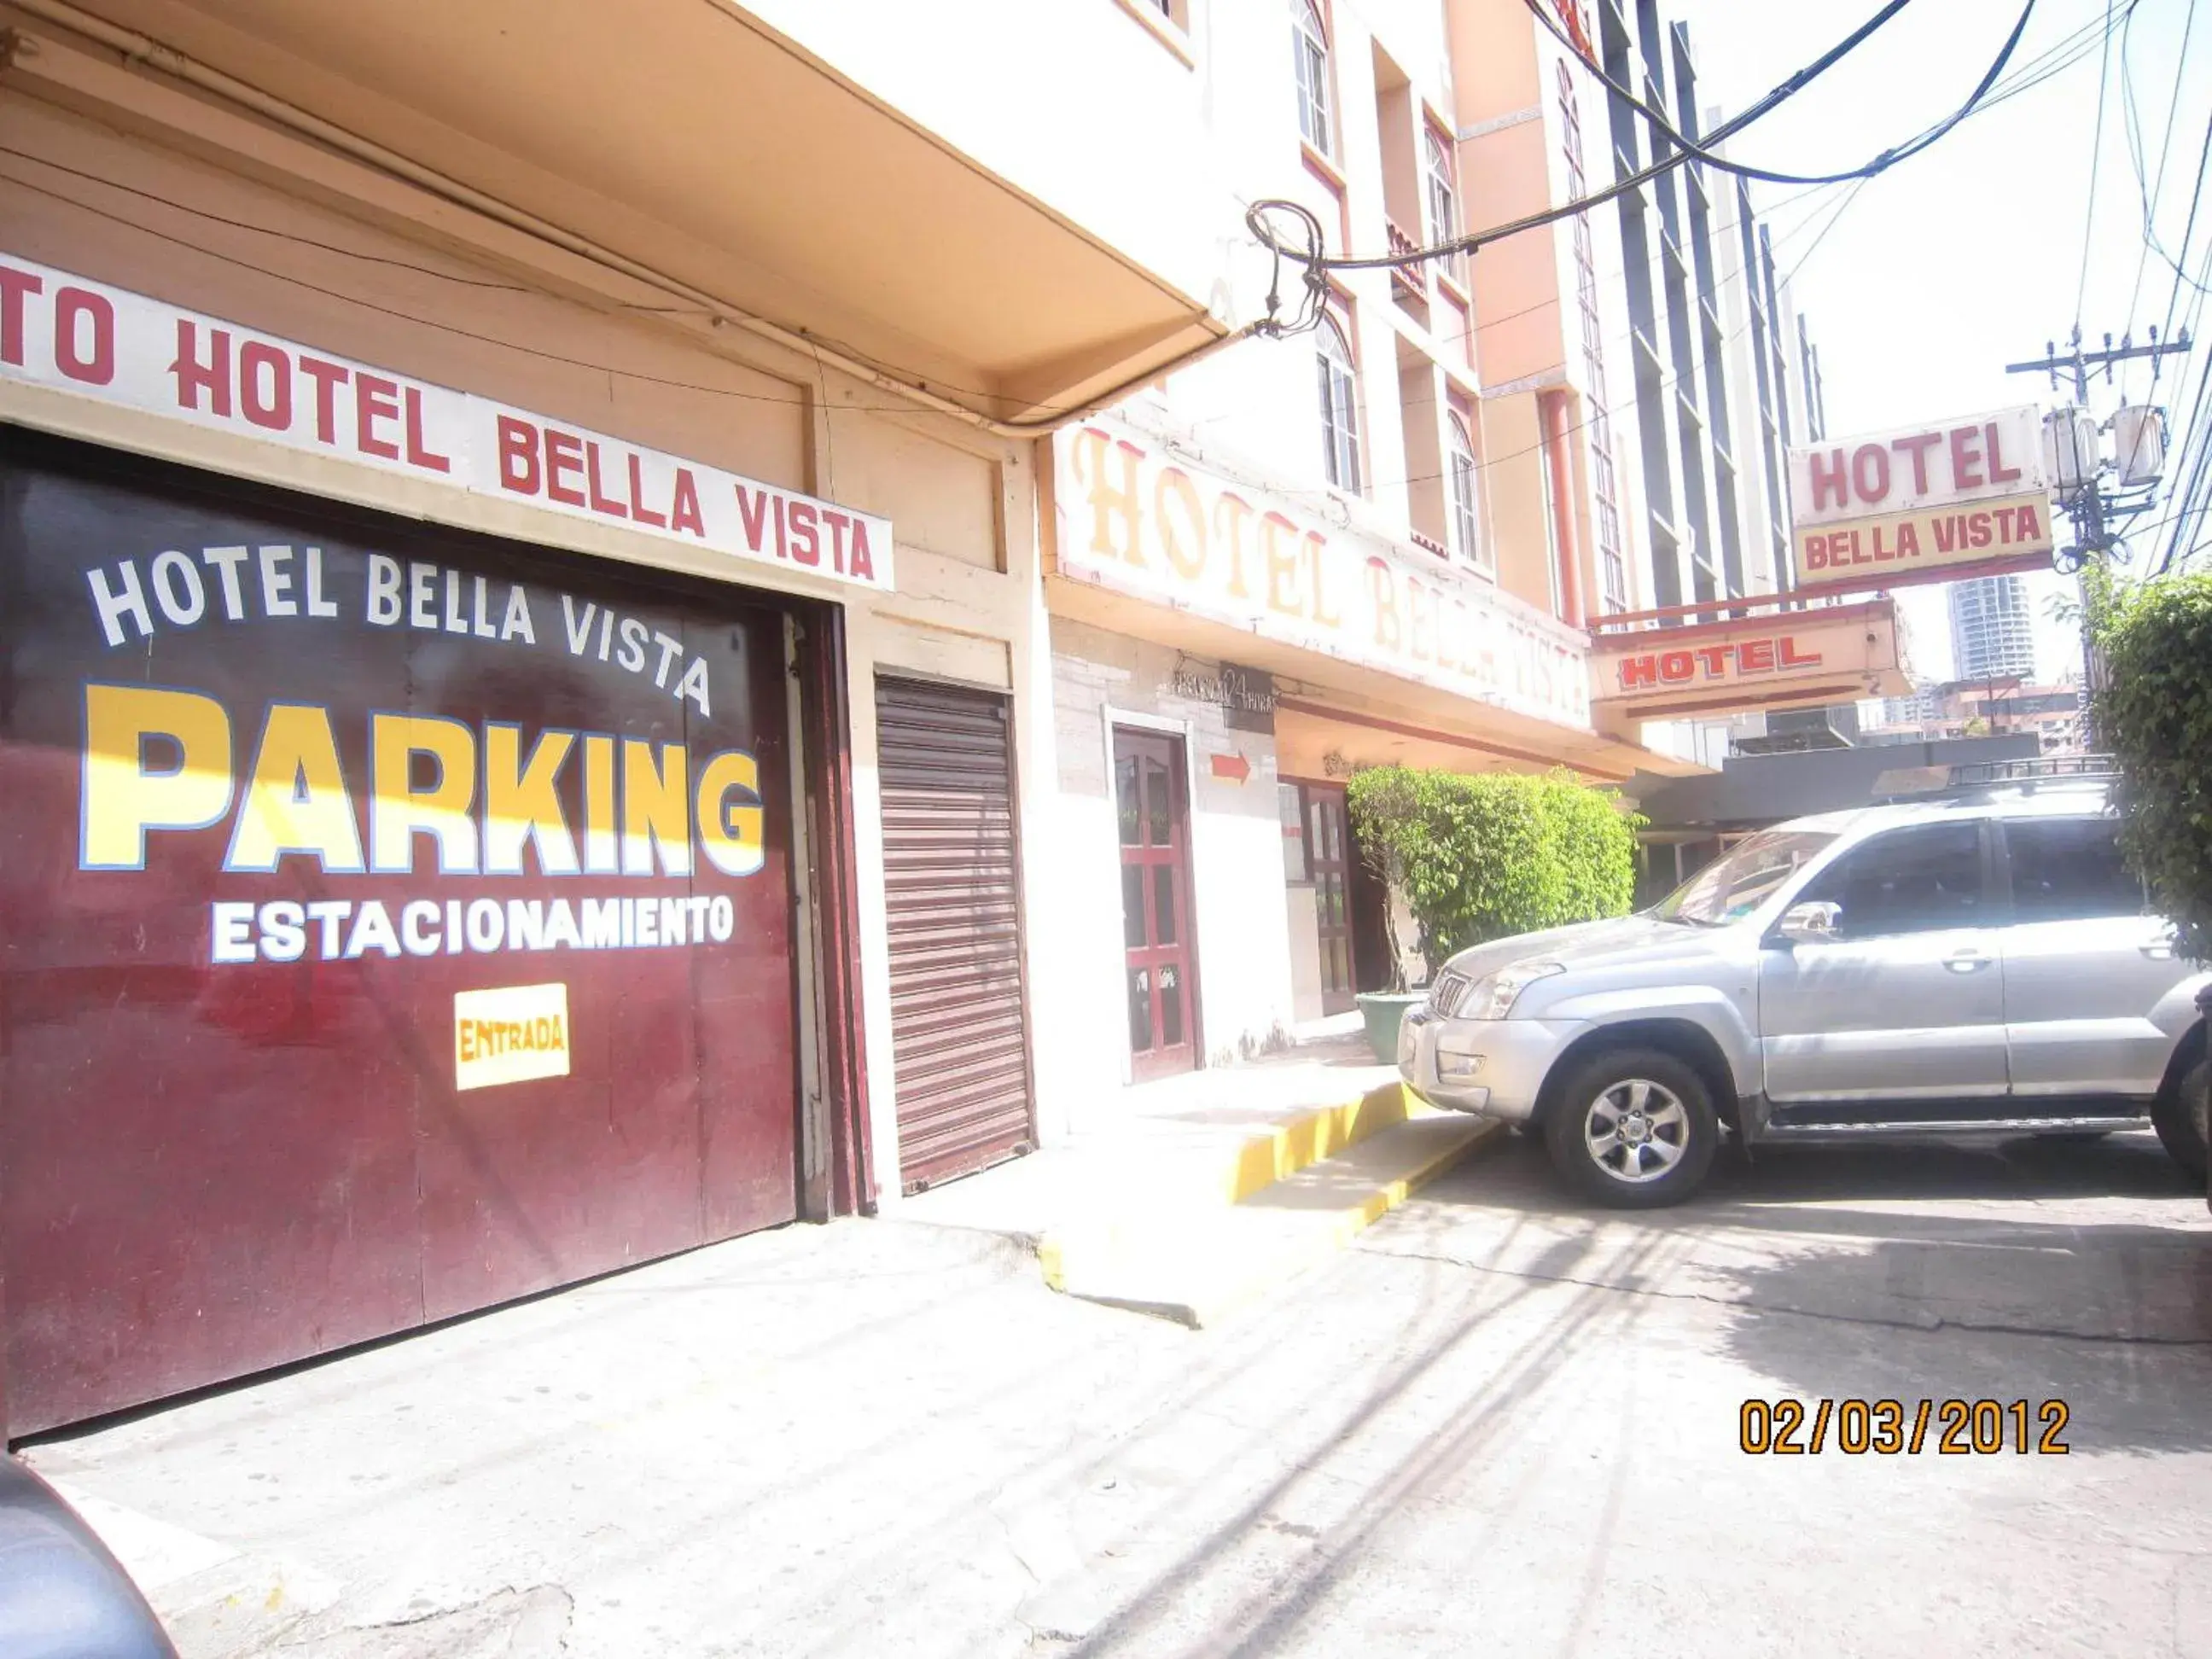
[{"left": 1778, "top": 901, "right": 1841, "bottom": 944}]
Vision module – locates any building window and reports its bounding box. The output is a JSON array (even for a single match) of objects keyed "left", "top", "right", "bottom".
[
  {"left": 1294, "top": 0, "right": 1332, "bottom": 156},
  {"left": 1557, "top": 58, "right": 1627, "bottom": 614},
  {"left": 1425, "top": 126, "right": 1459, "bottom": 273},
  {"left": 1540, "top": 426, "right": 1565, "bottom": 614},
  {"left": 1316, "top": 311, "right": 1361, "bottom": 492},
  {"left": 1447, "top": 413, "right": 1484, "bottom": 568},
  {"left": 1112, "top": 0, "right": 1193, "bottom": 62}
]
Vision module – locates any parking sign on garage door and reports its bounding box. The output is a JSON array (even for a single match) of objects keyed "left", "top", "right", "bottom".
[{"left": 0, "top": 431, "right": 801, "bottom": 1436}]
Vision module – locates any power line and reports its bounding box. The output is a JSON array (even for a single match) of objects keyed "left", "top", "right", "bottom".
[
  {"left": 1190, "top": 169, "right": 1877, "bottom": 513},
  {"left": 1520, "top": 0, "right": 1991, "bottom": 189},
  {"left": 0, "top": 143, "right": 537, "bottom": 293},
  {"left": 1251, "top": 0, "right": 2035, "bottom": 277},
  {"left": 1520, "top": 0, "right": 1929, "bottom": 187},
  {"left": 0, "top": 152, "right": 1263, "bottom": 424},
  {"left": 2116, "top": 0, "right": 2192, "bottom": 349},
  {"left": 2075, "top": 0, "right": 2117, "bottom": 331},
  {"left": 0, "top": 166, "right": 998, "bottom": 419}
]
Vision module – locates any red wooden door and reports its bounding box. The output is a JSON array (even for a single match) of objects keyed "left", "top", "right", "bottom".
[
  {"left": 1114, "top": 729, "right": 1196, "bottom": 1081},
  {"left": 1304, "top": 784, "right": 1357, "bottom": 1015}
]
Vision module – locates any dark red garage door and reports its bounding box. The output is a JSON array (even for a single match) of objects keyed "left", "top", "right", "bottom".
[
  {"left": 876, "top": 677, "right": 1035, "bottom": 1190},
  {"left": 0, "top": 430, "right": 800, "bottom": 1436}
]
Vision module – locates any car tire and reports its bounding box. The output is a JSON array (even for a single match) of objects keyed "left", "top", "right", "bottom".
[
  {"left": 1543, "top": 1046, "right": 1720, "bottom": 1209},
  {"left": 2151, "top": 1053, "right": 2210, "bottom": 1183}
]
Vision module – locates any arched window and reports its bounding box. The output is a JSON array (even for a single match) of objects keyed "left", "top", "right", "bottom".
[
  {"left": 1425, "top": 127, "right": 1458, "bottom": 247},
  {"left": 1316, "top": 313, "right": 1361, "bottom": 492},
  {"left": 1448, "top": 413, "right": 1484, "bottom": 568},
  {"left": 1294, "top": 1, "right": 1332, "bottom": 156}
]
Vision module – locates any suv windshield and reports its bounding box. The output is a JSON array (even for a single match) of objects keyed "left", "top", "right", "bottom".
[{"left": 1652, "top": 830, "right": 1837, "bottom": 927}]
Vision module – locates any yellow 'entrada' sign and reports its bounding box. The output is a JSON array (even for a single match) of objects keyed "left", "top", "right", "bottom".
[{"left": 454, "top": 983, "right": 572, "bottom": 1091}]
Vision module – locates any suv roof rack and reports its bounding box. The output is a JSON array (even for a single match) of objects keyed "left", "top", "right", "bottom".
[{"left": 1872, "top": 754, "right": 2119, "bottom": 803}]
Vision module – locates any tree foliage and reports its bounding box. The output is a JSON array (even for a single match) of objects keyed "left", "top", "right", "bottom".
[
  {"left": 1345, "top": 765, "right": 1644, "bottom": 987},
  {"left": 2087, "top": 562, "right": 2212, "bottom": 963}
]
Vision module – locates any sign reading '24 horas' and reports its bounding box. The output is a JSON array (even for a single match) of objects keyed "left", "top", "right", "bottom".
[{"left": 0, "top": 253, "right": 894, "bottom": 591}]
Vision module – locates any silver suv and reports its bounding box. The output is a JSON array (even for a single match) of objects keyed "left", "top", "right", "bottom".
[{"left": 1398, "top": 773, "right": 2212, "bottom": 1208}]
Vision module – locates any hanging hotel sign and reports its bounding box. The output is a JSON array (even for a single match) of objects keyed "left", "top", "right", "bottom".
[
  {"left": 1051, "top": 418, "right": 1589, "bottom": 731},
  {"left": 1787, "top": 405, "right": 2052, "bottom": 591},
  {"left": 1590, "top": 599, "right": 1911, "bottom": 717},
  {"left": 0, "top": 253, "right": 894, "bottom": 591}
]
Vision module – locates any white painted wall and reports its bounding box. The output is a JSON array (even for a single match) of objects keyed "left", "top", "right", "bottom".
[
  {"left": 743, "top": 0, "right": 1273, "bottom": 328},
  {"left": 1029, "top": 618, "right": 1295, "bottom": 1132}
]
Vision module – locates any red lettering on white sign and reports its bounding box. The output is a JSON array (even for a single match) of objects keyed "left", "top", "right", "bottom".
[{"left": 0, "top": 251, "right": 894, "bottom": 591}]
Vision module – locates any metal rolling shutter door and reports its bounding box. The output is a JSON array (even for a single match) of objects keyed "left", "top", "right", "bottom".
[{"left": 875, "top": 678, "right": 1036, "bottom": 1190}]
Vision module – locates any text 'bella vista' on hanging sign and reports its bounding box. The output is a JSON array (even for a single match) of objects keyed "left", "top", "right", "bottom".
[{"left": 0, "top": 253, "right": 894, "bottom": 591}]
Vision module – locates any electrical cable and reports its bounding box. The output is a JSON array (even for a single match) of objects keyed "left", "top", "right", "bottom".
[
  {"left": 2146, "top": 115, "right": 2212, "bottom": 305},
  {"left": 0, "top": 112, "right": 1858, "bottom": 470},
  {"left": 2116, "top": 0, "right": 2189, "bottom": 346},
  {"left": 1250, "top": 0, "right": 2034, "bottom": 277},
  {"left": 1979, "top": 0, "right": 2145, "bottom": 108},
  {"left": 0, "top": 150, "right": 1274, "bottom": 426},
  {"left": 1189, "top": 168, "right": 1877, "bottom": 516},
  {"left": 0, "top": 165, "right": 1050, "bottom": 419},
  {"left": 0, "top": 144, "right": 533, "bottom": 294},
  {"left": 1175, "top": 169, "right": 1858, "bottom": 460},
  {"left": 1520, "top": 0, "right": 1975, "bottom": 189},
  {"left": 2075, "top": 1, "right": 2117, "bottom": 331},
  {"left": 2151, "top": 129, "right": 2212, "bottom": 572},
  {"left": 2154, "top": 243, "right": 2212, "bottom": 571}
]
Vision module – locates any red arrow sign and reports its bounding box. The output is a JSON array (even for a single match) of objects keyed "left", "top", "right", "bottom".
[{"left": 1209, "top": 752, "right": 1251, "bottom": 783}]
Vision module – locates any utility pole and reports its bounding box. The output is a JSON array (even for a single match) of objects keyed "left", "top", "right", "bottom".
[
  {"left": 2003, "top": 324, "right": 2195, "bottom": 748},
  {"left": 2005, "top": 325, "right": 2194, "bottom": 567}
]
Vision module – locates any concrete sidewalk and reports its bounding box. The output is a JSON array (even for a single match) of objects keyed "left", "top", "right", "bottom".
[
  {"left": 899, "top": 1022, "right": 1498, "bottom": 1324},
  {"left": 29, "top": 1132, "right": 2208, "bottom": 1659},
  {"left": 22, "top": 1221, "right": 1186, "bottom": 1659}
]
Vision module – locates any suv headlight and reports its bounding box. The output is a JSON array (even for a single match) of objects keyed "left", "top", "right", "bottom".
[{"left": 1462, "top": 961, "right": 1563, "bottom": 1020}]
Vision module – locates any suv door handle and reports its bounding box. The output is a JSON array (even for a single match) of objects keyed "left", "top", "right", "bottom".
[{"left": 1944, "top": 949, "right": 1993, "bottom": 973}]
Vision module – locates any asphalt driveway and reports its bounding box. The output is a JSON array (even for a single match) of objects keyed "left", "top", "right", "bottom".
[{"left": 20, "top": 1129, "right": 2212, "bottom": 1658}]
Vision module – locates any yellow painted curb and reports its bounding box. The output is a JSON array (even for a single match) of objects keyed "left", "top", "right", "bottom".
[
  {"left": 1048, "top": 1116, "right": 1504, "bottom": 1328},
  {"left": 1294, "top": 1117, "right": 1497, "bottom": 1253},
  {"left": 1222, "top": 1080, "right": 1428, "bottom": 1202}
]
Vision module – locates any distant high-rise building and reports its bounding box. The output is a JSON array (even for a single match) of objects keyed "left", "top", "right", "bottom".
[{"left": 1949, "top": 575, "right": 2036, "bottom": 682}]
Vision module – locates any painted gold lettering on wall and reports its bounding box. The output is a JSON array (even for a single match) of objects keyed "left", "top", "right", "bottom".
[
  {"left": 81, "top": 686, "right": 762, "bottom": 883},
  {"left": 1057, "top": 419, "right": 1588, "bottom": 731}
]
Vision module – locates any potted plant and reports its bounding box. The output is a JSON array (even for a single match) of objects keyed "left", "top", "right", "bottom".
[{"left": 1345, "top": 765, "right": 1644, "bottom": 1063}]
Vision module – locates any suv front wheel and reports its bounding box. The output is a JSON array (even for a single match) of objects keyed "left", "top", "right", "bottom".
[
  {"left": 1544, "top": 1047, "right": 1720, "bottom": 1209},
  {"left": 2151, "top": 1050, "right": 2209, "bottom": 1183}
]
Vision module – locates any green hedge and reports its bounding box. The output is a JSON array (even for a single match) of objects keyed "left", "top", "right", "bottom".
[
  {"left": 2088, "top": 565, "right": 2212, "bottom": 963},
  {"left": 1345, "top": 765, "right": 1643, "bottom": 984}
]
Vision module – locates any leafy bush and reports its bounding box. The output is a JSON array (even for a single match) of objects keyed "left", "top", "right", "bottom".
[
  {"left": 2087, "top": 563, "right": 2212, "bottom": 963},
  {"left": 1345, "top": 765, "right": 1644, "bottom": 987}
]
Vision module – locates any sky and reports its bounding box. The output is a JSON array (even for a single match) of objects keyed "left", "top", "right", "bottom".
[{"left": 1661, "top": 0, "right": 2209, "bottom": 685}]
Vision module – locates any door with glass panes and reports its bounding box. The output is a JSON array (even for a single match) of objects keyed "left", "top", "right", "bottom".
[
  {"left": 1302, "top": 783, "right": 1356, "bottom": 1014},
  {"left": 1115, "top": 728, "right": 1197, "bottom": 1080}
]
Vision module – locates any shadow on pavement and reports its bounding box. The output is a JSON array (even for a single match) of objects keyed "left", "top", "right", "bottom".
[{"left": 1409, "top": 1128, "right": 2212, "bottom": 1455}]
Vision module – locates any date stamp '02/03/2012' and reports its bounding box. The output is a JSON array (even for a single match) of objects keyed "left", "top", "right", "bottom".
[{"left": 1741, "top": 1399, "right": 2071, "bottom": 1456}]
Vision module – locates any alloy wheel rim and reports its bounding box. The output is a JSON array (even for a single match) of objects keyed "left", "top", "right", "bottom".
[{"left": 1583, "top": 1079, "right": 1689, "bottom": 1183}]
